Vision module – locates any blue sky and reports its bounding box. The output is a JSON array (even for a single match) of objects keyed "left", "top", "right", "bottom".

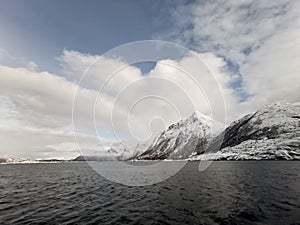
[
  {"left": 0, "top": 0, "right": 178, "bottom": 73},
  {"left": 0, "top": 0, "right": 299, "bottom": 159}
]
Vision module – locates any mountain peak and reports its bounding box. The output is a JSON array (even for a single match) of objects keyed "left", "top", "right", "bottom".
[
  {"left": 190, "top": 111, "right": 213, "bottom": 122},
  {"left": 137, "top": 111, "right": 220, "bottom": 160}
]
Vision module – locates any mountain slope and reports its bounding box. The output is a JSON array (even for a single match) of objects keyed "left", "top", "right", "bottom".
[
  {"left": 137, "top": 112, "right": 223, "bottom": 160},
  {"left": 193, "top": 102, "right": 300, "bottom": 160}
]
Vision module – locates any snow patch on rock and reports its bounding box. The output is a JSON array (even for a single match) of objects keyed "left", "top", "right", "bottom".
[{"left": 137, "top": 111, "right": 224, "bottom": 160}]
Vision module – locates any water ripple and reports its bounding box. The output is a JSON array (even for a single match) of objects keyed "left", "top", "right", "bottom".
[{"left": 0, "top": 162, "right": 299, "bottom": 224}]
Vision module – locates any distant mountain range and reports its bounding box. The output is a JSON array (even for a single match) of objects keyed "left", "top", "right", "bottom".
[
  {"left": 1, "top": 102, "right": 299, "bottom": 164},
  {"left": 0, "top": 158, "right": 67, "bottom": 164}
]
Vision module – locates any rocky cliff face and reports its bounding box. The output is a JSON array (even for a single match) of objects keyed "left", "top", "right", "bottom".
[
  {"left": 192, "top": 102, "right": 300, "bottom": 160},
  {"left": 137, "top": 112, "right": 223, "bottom": 160}
]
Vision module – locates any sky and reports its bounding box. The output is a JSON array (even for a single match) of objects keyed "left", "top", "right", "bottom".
[{"left": 0, "top": 0, "right": 300, "bottom": 159}]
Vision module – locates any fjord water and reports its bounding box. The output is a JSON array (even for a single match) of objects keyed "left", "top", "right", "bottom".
[{"left": 0, "top": 162, "right": 299, "bottom": 225}]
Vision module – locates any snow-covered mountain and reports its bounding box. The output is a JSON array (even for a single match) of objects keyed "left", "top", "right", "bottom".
[
  {"left": 107, "top": 142, "right": 148, "bottom": 160},
  {"left": 73, "top": 102, "right": 300, "bottom": 161},
  {"left": 3, "top": 102, "right": 298, "bottom": 162},
  {"left": 137, "top": 111, "right": 224, "bottom": 160},
  {"left": 0, "top": 157, "right": 56, "bottom": 164},
  {"left": 192, "top": 102, "right": 300, "bottom": 160},
  {"left": 74, "top": 142, "right": 148, "bottom": 161}
]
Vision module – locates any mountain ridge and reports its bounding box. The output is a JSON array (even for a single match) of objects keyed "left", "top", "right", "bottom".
[
  {"left": 2, "top": 102, "right": 299, "bottom": 162},
  {"left": 191, "top": 102, "right": 300, "bottom": 160}
]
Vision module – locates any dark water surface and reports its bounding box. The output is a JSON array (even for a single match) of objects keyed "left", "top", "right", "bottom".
[{"left": 0, "top": 162, "right": 299, "bottom": 225}]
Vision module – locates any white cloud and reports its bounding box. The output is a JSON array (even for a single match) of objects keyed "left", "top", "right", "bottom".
[
  {"left": 241, "top": 24, "right": 300, "bottom": 105},
  {"left": 57, "top": 50, "right": 142, "bottom": 96},
  {"left": 171, "top": 0, "right": 298, "bottom": 63},
  {"left": 63, "top": 50, "right": 239, "bottom": 137},
  {"left": 0, "top": 63, "right": 128, "bottom": 158},
  {"left": 0, "top": 49, "right": 240, "bottom": 158},
  {"left": 0, "top": 126, "right": 120, "bottom": 160},
  {"left": 168, "top": 0, "right": 300, "bottom": 114},
  {"left": 146, "top": 52, "right": 240, "bottom": 121},
  {"left": 0, "top": 65, "right": 121, "bottom": 129}
]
